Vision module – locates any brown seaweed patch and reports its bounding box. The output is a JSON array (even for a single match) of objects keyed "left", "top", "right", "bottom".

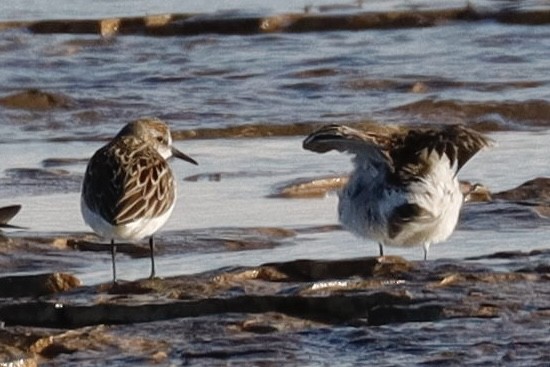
[
  {"left": 0, "top": 89, "right": 73, "bottom": 110},
  {"left": 392, "top": 98, "right": 550, "bottom": 129}
]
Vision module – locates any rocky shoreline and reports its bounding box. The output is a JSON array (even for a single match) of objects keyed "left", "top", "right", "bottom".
[
  {"left": 1, "top": 176, "right": 549, "bottom": 365},
  {"left": 0, "top": 6, "right": 549, "bottom": 37},
  {"left": 1, "top": 249, "right": 549, "bottom": 365}
]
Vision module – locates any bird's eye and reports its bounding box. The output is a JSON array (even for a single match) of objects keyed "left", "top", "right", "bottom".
[{"left": 156, "top": 136, "right": 164, "bottom": 143}]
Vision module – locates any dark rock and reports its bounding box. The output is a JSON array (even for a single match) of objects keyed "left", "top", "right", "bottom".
[
  {"left": 0, "top": 328, "right": 50, "bottom": 362},
  {"left": 0, "top": 273, "right": 81, "bottom": 297},
  {"left": 0, "top": 89, "right": 72, "bottom": 110},
  {"left": 0, "top": 252, "right": 548, "bottom": 364},
  {"left": 259, "top": 256, "right": 413, "bottom": 281},
  {"left": 0, "top": 205, "right": 22, "bottom": 229},
  {"left": 493, "top": 177, "right": 550, "bottom": 202},
  {"left": 368, "top": 304, "right": 444, "bottom": 325}
]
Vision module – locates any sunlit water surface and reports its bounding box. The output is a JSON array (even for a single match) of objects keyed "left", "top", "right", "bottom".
[{"left": 0, "top": 130, "right": 548, "bottom": 284}]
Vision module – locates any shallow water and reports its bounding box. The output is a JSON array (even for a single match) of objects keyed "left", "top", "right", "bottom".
[
  {"left": 0, "top": 0, "right": 548, "bottom": 288},
  {"left": 1, "top": 4, "right": 550, "bottom": 142},
  {"left": 1, "top": 131, "right": 548, "bottom": 285},
  {"left": 0, "top": 1, "right": 549, "bottom": 366}
]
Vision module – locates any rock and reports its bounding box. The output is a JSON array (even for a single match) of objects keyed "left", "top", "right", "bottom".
[
  {"left": 270, "top": 175, "right": 348, "bottom": 198},
  {"left": 0, "top": 205, "right": 22, "bottom": 229},
  {"left": 0, "top": 251, "right": 548, "bottom": 364},
  {"left": 258, "top": 256, "right": 413, "bottom": 281},
  {"left": 368, "top": 304, "right": 443, "bottom": 325},
  {"left": 0, "top": 89, "right": 72, "bottom": 110},
  {"left": 0, "top": 343, "right": 37, "bottom": 367},
  {"left": 0, "top": 273, "right": 81, "bottom": 298},
  {"left": 492, "top": 177, "right": 550, "bottom": 202}
]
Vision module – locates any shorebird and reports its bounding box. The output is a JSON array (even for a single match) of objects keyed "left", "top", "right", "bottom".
[
  {"left": 303, "top": 123, "right": 492, "bottom": 260},
  {"left": 81, "top": 118, "right": 198, "bottom": 283}
]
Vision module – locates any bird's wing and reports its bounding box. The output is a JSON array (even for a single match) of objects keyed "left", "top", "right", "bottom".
[
  {"left": 303, "top": 124, "right": 392, "bottom": 167},
  {"left": 387, "top": 203, "right": 434, "bottom": 240},
  {"left": 82, "top": 140, "right": 176, "bottom": 226},
  {"left": 391, "top": 124, "right": 494, "bottom": 182}
]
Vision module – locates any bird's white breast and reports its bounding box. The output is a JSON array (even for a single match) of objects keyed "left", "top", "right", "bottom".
[
  {"left": 339, "top": 151, "right": 463, "bottom": 248},
  {"left": 80, "top": 196, "right": 175, "bottom": 241}
]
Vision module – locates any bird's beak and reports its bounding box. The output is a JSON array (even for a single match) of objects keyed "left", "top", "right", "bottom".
[{"left": 172, "top": 147, "right": 198, "bottom": 165}]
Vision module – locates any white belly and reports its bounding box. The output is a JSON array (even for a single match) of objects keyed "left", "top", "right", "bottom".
[
  {"left": 80, "top": 196, "right": 174, "bottom": 241},
  {"left": 339, "top": 153, "right": 463, "bottom": 249}
]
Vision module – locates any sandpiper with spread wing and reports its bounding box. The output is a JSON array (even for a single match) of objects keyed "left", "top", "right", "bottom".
[{"left": 303, "top": 123, "right": 492, "bottom": 260}]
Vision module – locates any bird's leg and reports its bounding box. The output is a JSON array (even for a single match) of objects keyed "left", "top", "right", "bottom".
[
  {"left": 378, "top": 243, "right": 384, "bottom": 256},
  {"left": 423, "top": 243, "right": 429, "bottom": 261},
  {"left": 149, "top": 236, "right": 156, "bottom": 279},
  {"left": 111, "top": 239, "right": 117, "bottom": 284}
]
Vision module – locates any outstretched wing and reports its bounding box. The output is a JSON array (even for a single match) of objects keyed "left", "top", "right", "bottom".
[
  {"left": 390, "top": 124, "right": 493, "bottom": 182},
  {"left": 82, "top": 139, "right": 176, "bottom": 226},
  {"left": 303, "top": 124, "right": 393, "bottom": 166}
]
